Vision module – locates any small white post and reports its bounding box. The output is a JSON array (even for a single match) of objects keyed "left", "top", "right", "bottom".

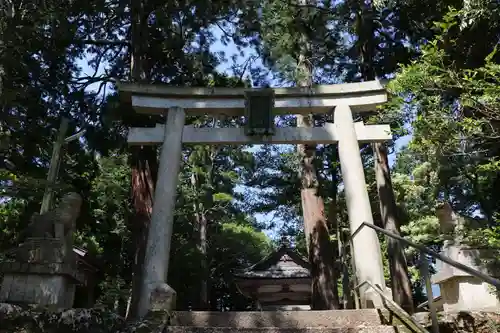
[
  {"left": 137, "top": 106, "right": 185, "bottom": 318},
  {"left": 334, "top": 104, "right": 388, "bottom": 307}
]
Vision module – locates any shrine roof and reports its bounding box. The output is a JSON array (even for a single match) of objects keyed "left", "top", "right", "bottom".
[
  {"left": 234, "top": 245, "right": 310, "bottom": 280},
  {"left": 73, "top": 247, "right": 100, "bottom": 272}
]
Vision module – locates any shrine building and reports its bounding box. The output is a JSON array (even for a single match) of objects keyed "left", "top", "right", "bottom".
[{"left": 234, "top": 238, "right": 311, "bottom": 311}]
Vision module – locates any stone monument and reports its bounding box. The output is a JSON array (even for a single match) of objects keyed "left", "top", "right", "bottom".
[
  {"left": 0, "top": 192, "right": 84, "bottom": 309},
  {"left": 432, "top": 202, "right": 500, "bottom": 311}
]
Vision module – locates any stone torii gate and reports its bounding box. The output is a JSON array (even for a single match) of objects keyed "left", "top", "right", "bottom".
[{"left": 119, "top": 80, "right": 393, "bottom": 318}]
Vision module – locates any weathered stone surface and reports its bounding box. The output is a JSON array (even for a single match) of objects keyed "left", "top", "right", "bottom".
[
  {"left": 166, "top": 326, "right": 401, "bottom": 333},
  {"left": 0, "top": 303, "right": 171, "bottom": 333},
  {"left": 433, "top": 202, "right": 500, "bottom": 312},
  {"left": 0, "top": 239, "right": 82, "bottom": 308},
  {"left": 334, "top": 104, "right": 387, "bottom": 308},
  {"left": 0, "top": 193, "right": 84, "bottom": 309},
  {"left": 0, "top": 303, "right": 125, "bottom": 333},
  {"left": 137, "top": 107, "right": 184, "bottom": 319},
  {"left": 19, "top": 192, "right": 81, "bottom": 242},
  {"left": 171, "top": 310, "right": 384, "bottom": 328},
  {"left": 119, "top": 80, "right": 388, "bottom": 116},
  {"left": 150, "top": 283, "right": 177, "bottom": 312},
  {"left": 3, "top": 303, "right": 498, "bottom": 333},
  {"left": 128, "top": 122, "right": 392, "bottom": 145},
  {"left": 414, "top": 311, "right": 500, "bottom": 333}
]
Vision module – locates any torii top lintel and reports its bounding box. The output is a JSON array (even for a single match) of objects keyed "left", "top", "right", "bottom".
[{"left": 118, "top": 80, "right": 387, "bottom": 116}]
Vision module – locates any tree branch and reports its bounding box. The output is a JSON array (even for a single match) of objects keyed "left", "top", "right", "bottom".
[
  {"left": 288, "top": 3, "right": 335, "bottom": 15},
  {"left": 73, "top": 39, "right": 131, "bottom": 46}
]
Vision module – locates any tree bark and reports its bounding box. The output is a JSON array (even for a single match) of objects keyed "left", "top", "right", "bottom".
[
  {"left": 374, "top": 143, "right": 415, "bottom": 314},
  {"left": 127, "top": 0, "right": 158, "bottom": 319},
  {"left": 190, "top": 144, "right": 218, "bottom": 310},
  {"left": 0, "top": 1, "right": 5, "bottom": 100},
  {"left": 327, "top": 145, "right": 354, "bottom": 309},
  {"left": 130, "top": 0, "right": 147, "bottom": 82},
  {"left": 301, "top": 182, "right": 339, "bottom": 310},
  {"left": 198, "top": 209, "right": 208, "bottom": 309},
  {"left": 191, "top": 171, "right": 209, "bottom": 310},
  {"left": 128, "top": 146, "right": 157, "bottom": 319},
  {"left": 40, "top": 118, "right": 69, "bottom": 214},
  {"left": 326, "top": 145, "right": 341, "bottom": 307},
  {"left": 296, "top": 0, "right": 339, "bottom": 309},
  {"left": 352, "top": 0, "right": 414, "bottom": 314}
]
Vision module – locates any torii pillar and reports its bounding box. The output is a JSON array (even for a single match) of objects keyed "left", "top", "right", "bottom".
[
  {"left": 335, "top": 104, "right": 389, "bottom": 307},
  {"left": 135, "top": 107, "right": 184, "bottom": 318},
  {"left": 119, "top": 80, "right": 392, "bottom": 317}
]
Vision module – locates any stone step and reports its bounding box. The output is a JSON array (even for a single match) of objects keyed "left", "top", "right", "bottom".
[
  {"left": 166, "top": 326, "right": 400, "bottom": 333},
  {"left": 171, "top": 310, "right": 384, "bottom": 328}
]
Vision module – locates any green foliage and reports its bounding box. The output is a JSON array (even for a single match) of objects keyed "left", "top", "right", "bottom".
[
  {"left": 389, "top": 6, "right": 500, "bottom": 221},
  {"left": 169, "top": 219, "right": 272, "bottom": 310},
  {"left": 386, "top": 5, "right": 500, "bottom": 301},
  {"left": 75, "top": 152, "right": 133, "bottom": 306},
  {"left": 0, "top": 198, "right": 26, "bottom": 251},
  {"left": 258, "top": 0, "right": 341, "bottom": 84},
  {"left": 466, "top": 226, "right": 500, "bottom": 249}
]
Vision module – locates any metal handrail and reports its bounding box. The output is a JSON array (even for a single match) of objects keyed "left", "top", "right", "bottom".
[
  {"left": 351, "top": 222, "right": 500, "bottom": 288},
  {"left": 355, "top": 280, "right": 429, "bottom": 333},
  {"left": 345, "top": 222, "right": 500, "bottom": 333}
]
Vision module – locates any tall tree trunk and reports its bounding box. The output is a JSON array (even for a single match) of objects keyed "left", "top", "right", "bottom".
[
  {"left": 191, "top": 171, "right": 209, "bottom": 310},
  {"left": 340, "top": 227, "right": 355, "bottom": 309},
  {"left": 374, "top": 143, "right": 414, "bottom": 313},
  {"left": 198, "top": 209, "right": 208, "bottom": 309},
  {"left": 326, "top": 145, "right": 341, "bottom": 307},
  {"left": 0, "top": 0, "right": 5, "bottom": 99},
  {"left": 128, "top": 146, "right": 157, "bottom": 318},
  {"left": 190, "top": 144, "right": 218, "bottom": 310},
  {"left": 353, "top": 0, "right": 414, "bottom": 314},
  {"left": 301, "top": 174, "right": 339, "bottom": 310},
  {"left": 127, "top": 0, "right": 159, "bottom": 319},
  {"left": 326, "top": 204, "right": 341, "bottom": 308},
  {"left": 297, "top": 0, "right": 339, "bottom": 310},
  {"left": 327, "top": 145, "right": 354, "bottom": 309},
  {"left": 130, "top": 1, "right": 147, "bottom": 82}
]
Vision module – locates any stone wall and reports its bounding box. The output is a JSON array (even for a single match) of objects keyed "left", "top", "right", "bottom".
[
  {"left": 0, "top": 303, "right": 170, "bottom": 333},
  {"left": 414, "top": 311, "right": 500, "bottom": 333},
  {"left": 1, "top": 302, "right": 499, "bottom": 333}
]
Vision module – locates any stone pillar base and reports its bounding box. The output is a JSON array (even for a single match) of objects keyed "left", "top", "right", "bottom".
[
  {"left": 149, "top": 282, "right": 177, "bottom": 313},
  {"left": 0, "top": 238, "right": 82, "bottom": 309},
  {"left": 362, "top": 287, "right": 393, "bottom": 309}
]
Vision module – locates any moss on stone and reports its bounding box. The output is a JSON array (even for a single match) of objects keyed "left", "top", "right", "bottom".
[
  {"left": 0, "top": 303, "right": 169, "bottom": 333},
  {"left": 414, "top": 311, "right": 500, "bottom": 333}
]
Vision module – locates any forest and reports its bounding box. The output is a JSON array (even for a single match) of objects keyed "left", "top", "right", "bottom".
[{"left": 0, "top": 0, "right": 499, "bottom": 320}]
